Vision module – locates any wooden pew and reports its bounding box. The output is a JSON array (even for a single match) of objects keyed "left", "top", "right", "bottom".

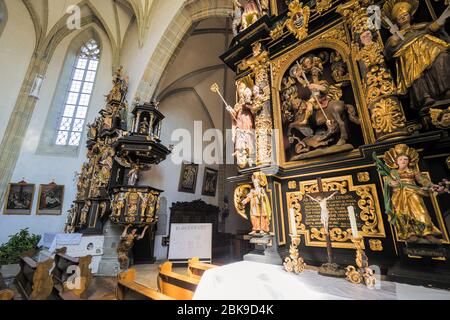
[
  {"left": 0, "top": 272, "right": 14, "bottom": 300},
  {"left": 158, "top": 262, "right": 200, "bottom": 300},
  {"left": 52, "top": 251, "right": 93, "bottom": 300},
  {"left": 116, "top": 268, "right": 174, "bottom": 300},
  {"left": 15, "top": 257, "right": 54, "bottom": 300},
  {"left": 187, "top": 257, "right": 217, "bottom": 280}
]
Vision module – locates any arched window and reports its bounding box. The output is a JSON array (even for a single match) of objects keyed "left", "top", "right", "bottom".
[
  {"left": 55, "top": 39, "right": 100, "bottom": 146},
  {"left": 0, "top": 0, "right": 7, "bottom": 38}
]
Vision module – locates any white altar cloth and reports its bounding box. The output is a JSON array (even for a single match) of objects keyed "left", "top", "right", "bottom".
[
  {"left": 193, "top": 261, "right": 450, "bottom": 300},
  {"left": 38, "top": 233, "right": 83, "bottom": 253}
]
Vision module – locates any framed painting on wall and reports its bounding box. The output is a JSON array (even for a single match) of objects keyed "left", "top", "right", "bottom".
[
  {"left": 4, "top": 181, "right": 35, "bottom": 215},
  {"left": 178, "top": 162, "right": 199, "bottom": 194},
  {"left": 37, "top": 182, "right": 64, "bottom": 215},
  {"left": 201, "top": 167, "right": 218, "bottom": 197}
]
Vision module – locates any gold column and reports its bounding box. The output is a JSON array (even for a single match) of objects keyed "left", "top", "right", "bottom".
[
  {"left": 338, "top": 0, "right": 409, "bottom": 141},
  {"left": 239, "top": 44, "right": 273, "bottom": 167}
]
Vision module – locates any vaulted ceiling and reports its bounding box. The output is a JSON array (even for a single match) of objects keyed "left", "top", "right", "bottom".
[
  {"left": 156, "top": 16, "right": 234, "bottom": 130},
  {"left": 22, "top": 0, "right": 156, "bottom": 60}
]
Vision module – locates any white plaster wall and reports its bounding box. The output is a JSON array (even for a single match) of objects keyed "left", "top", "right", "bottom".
[
  {"left": 0, "top": 25, "right": 113, "bottom": 244},
  {"left": 0, "top": 1, "right": 242, "bottom": 258},
  {"left": 0, "top": 0, "right": 35, "bottom": 142},
  {"left": 141, "top": 91, "right": 221, "bottom": 259}
]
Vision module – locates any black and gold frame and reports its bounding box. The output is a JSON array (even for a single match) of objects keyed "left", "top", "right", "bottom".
[
  {"left": 201, "top": 167, "right": 218, "bottom": 197},
  {"left": 4, "top": 181, "right": 35, "bottom": 215},
  {"left": 178, "top": 162, "right": 199, "bottom": 194},
  {"left": 37, "top": 183, "right": 64, "bottom": 215},
  {"left": 271, "top": 23, "right": 368, "bottom": 168}
]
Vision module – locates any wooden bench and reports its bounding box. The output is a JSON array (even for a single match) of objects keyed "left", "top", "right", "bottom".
[
  {"left": 15, "top": 257, "right": 54, "bottom": 300},
  {"left": 158, "top": 262, "right": 200, "bottom": 300},
  {"left": 52, "top": 250, "right": 93, "bottom": 299},
  {"left": 117, "top": 268, "right": 174, "bottom": 300},
  {"left": 187, "top": 257, "right": 218, "bottom": 280},
  {"left": 0, "top": 272, "right": 14, "bottom": 300}
]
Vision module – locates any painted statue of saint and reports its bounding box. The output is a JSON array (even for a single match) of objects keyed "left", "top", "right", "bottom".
[
  {"left": 374, "top": 144, "right": 442, "bottom": 243},
  {"left": 383, "top": 0, "right": 450, "bottom": 109},
  {"left": 227, "top": 81, "right": 256, "bottom": 168},
  {"left": 235, "top": 171, "right": 272, "bottom": 236}
]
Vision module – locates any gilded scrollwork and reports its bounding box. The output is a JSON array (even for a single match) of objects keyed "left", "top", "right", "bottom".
[
  {"left": 311, "top": 227, "right": 352, "bottom": 242},
  {"left": 287, "top": 175, "right": 385, "bottom": 249},
  {"left": 287, "top": 191, "right": 306, "bottom": 233},
  {"left": 270, "top": 22, "right": 284, "bottom": 40},
  {"left": 319, "top": 25, "right": 349, "bottom": 45},
  {"left": 355, "top": 185, "right": 380, "bottom": 234},
  {"left": 316, "top": 0, "right": 333, "bottom": 15},
  {"left": 283, "top": 236, "right": 306, "bottom": 274},
  {"left": 357, "top": 172, "right": 370, "bottom": 182},
  {"left": 369, "top": 239, "right": 383, "bottom": 251},
  {"left": 304, "top": 180, "right": 349, "bottom": 195}
]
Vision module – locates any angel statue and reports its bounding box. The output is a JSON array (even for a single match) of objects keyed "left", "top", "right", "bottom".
[
  {"left": 382, "top": 0, "right": 450, "bottom": 110},
  {"left": 234, "top": 171, "right": 272, "bottom": 236},
  {"left": 117, "top": 225, "right": 149, "bottom": 270},
  {"left": 232, "top": 0, "right": 244, "bottom": 36},
  {"left": 430, "top": 107, "right": 450, "bottom": 129},
  {"left": 373, "top": 144, "right": 443, "bottom": 244},
  {"left": 65, "top": 204, "right": 78, "bottom": 233}
]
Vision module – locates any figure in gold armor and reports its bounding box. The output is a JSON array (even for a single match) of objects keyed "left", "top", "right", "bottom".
[
  {"left": 378, "top": 144, "right": 442, "bottom": 243},
  {"left": 383, "top": 0, "right": 450, "bottom": 109}
]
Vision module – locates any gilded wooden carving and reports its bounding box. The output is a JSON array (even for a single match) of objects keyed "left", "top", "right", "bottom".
[{"left": 286, "top": 175, "right": 385, "bottom": 249}]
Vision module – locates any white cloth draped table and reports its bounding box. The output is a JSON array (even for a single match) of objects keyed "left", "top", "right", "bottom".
[{"left": 193, "top": 261, "right": 450, "bottom": 300}]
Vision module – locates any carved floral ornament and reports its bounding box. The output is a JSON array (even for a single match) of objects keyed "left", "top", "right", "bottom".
[{"left": 270, "top": 1, "right": 311, "bottom": 41}]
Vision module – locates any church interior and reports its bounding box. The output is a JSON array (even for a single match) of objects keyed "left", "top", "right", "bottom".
[{"left": 0, "top": 0, "right": 450, "bottom": 301}]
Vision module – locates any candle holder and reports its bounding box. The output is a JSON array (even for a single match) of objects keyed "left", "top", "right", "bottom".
[
  {"left": 345, "top": 236, "right": 376, "bottom": 288},
  {"left": 283, "top": 234, "right": 306, "bottom": 274}
]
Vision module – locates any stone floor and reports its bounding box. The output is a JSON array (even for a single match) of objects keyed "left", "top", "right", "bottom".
[
  {"left": 5, "top": 258, "right": 235, "bottom": 300},
  {"left": 8, "top": 259, "right": 448, "bottom": 300}
]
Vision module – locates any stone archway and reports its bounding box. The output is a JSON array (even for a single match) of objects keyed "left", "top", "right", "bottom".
[{"left": 135, "top": 0, "right": 233, "bottom": 101}]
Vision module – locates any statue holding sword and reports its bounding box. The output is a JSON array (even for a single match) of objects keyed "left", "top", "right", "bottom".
[{"left": 383, "top": 0, "right": 450, "bottom": 110}]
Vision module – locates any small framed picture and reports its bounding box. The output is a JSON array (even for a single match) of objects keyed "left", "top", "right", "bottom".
[
  {"left": 37, "top": 183, "right": 65, "bottom": 215},
  {"left": 202, "top": 167, "right": 218, "bottom": 197},
  {"left": 4, "top": 181, "right": 35, "bottom": 215},
  {"left": 178, "top": 162, "right": 199, "bottom": 194}
]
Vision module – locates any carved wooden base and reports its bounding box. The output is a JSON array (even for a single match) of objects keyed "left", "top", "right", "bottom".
[
  {"left": 345, "top": 236, "right": 376, "bottom": 288},
  {"left": 283, "top": 235, "right": 306, "bottom": 274}
]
